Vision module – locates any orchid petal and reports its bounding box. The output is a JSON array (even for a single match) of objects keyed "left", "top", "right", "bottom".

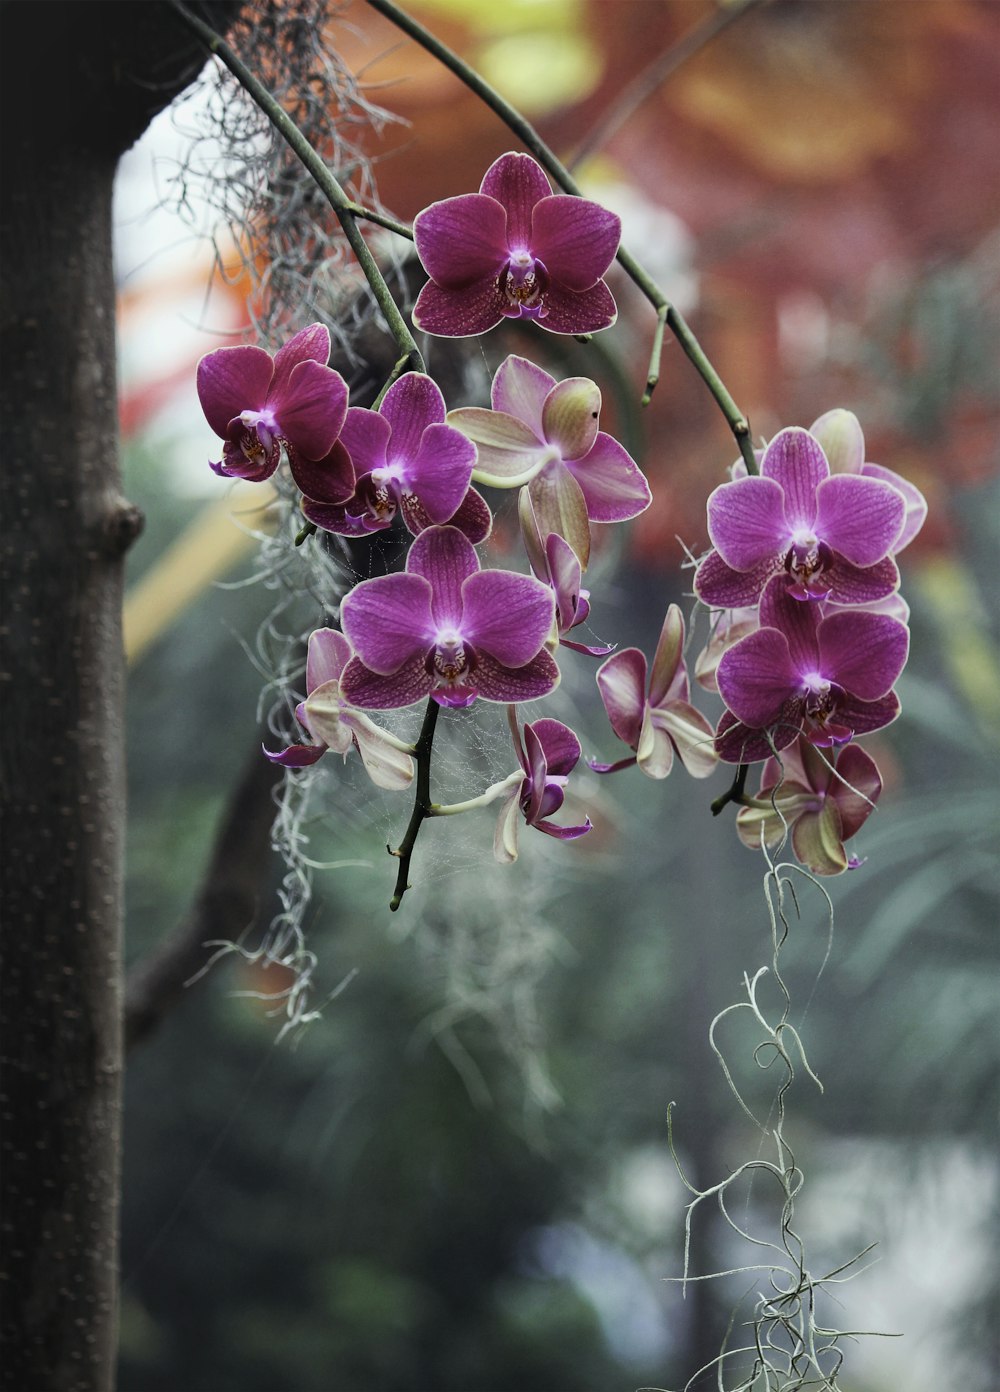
[
  {"left": 541, "top": 378, "right": 601, "bottom": 460},
  {"left": 473, "top": 649, "right": 560, "bottom": 703},
  {"left": 305, "top": 629, "right": 352, "bottom": 692},
  {"left": 814, "top": 474, "right": 905, "bottom": 566},
  {"left": 301, "top": 685, "right": 355, "bottom": 755},
  {"left": 715, "top": 707, "right": 801, "bottom": 765},
  {"left": 340, "top": 573, "right": 434, "bottom": 674},
  {"left": 596, "top": 648, "right": 646, "bottom": 748},
  {"left": 817, "top": 611, "right": 909, "bottom": 700},
  {"left": 648, "top": 605, "right": 685, "bottom": 708},
  {"left": 564, "top": 431, "right": 651, "bottom": 524},
  {"left": 519, "top": 486, "right": 547, "bottom": 580},
  {"left": 707, "top": 476, "right": 788, "bottom": 571},
  {"left": 535, "top": 278, "right": 617, "bottom": 334},
  {"left": 544, "top": 531, "right": 582, "bottom": 632},
  {"left": 343, "top": 713, "right": 415, "bottom": 790},
  {"left": 460, "top": 570, "right": 555, "bottom": 667},
  {"left": 527, "top": 460, "right": 591, "bottom": 569},
  {"left": 829, "top": 744, "right": 882, "bottom": 839},
  {"left": 522, "top": 723, "right": 550, "bottom": 825},
  {"left": 480, "top": 152, "right": 551, "bottom": 245},
  {"left": 413, "top": 192, "right": 508, "bottom": 285},
  {"left": 636, "top": 708, "right": 674, "bottom": 780},
  {"left": 828, "top": 690, "right": 900, "bottom": 737},
  {"left": 339, "top": 654, "right": 431, "bottom": 710},
  {"left": 270, "top": 323, "right": 331, "bottom": 397},
  {"left": 197, "top": 345, "right": 274, "bottom": 436},
  {"left": 824, "top": 553, "right": 900, "bottom": 606},
  {"left": 717, "top": 628, "right": 802, "bottom": 730},
  {"left": 654, "top": 703, "right": 718, "bottom": 779},
  {"left": 761, "top": 428, "right": 828, "bottom": 528},
  {"left": 290, "top": 440, "right": 355, "bottom": 505},
  {"left": 758, "top": 576, "right": 821, "bottom": 673},
  {"left": 862, "top": 464, "right": 927, "bottom": 550},
  {"left": 444, "top": 486, "right": 492, "bottom": 544},
  {"left": 338, "top": 406, "right": 392, "bottom": 477},
  {"left": 588, "top": 754, "right": 638, "bottom": 775},
  {"left": 405, "top": 422, "right": 477, "bottom": 520},
  {"left": 530, "top": 718, "right": 582, "bottom": 778},
  {"left": 274, "top": 360, "right": 348, "bottom": 460},
  {"left": 808, "top": 408, "right": 865, "bottom": 476},
  {"left": 735, "top": 801, "right": 794, "bottom": 852},
  {"left": 451, "top": 407, "right": 551, "bottom": 486},
  {"left": 534, "top": 816, "right": 593, "bottom": 841},
  {"left": 263, "top": 741, "right": 326, "bottom": 768},
  {"left": 381, "top": 373, "right": 446, "bottom": 461},
  {"left": 411, "top": 278, "right": 507, "bottom": 337},
  {"left": 302, "top": 499, "right": 376, "bottom": 536},
  {"left": 530, "top": 195, "right": 621, "bottom": 289},
  {"left": 792, "top": 800, "right": 849, "bottom": 876},
  {"left": 491, "top": 354, "right": 554, "bottom": 434},
  {"left": 493, "top": 783, "right": 523, "bottom": 865},
  {"left": 407, "top": 525, "right": 480, "bottom": 630},
  {"left": 694, "top": 549, "right": 778, "bottom": 608}
]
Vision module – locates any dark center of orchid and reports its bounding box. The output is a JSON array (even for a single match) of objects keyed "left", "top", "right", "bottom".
[
  {"left": 428, "top": 631, "right": 476, "bottom": 687},
  {"left": 239, "top": 427, "right": 268, "bottom": 469},
  {"left": 360, "top": 472, "right": 400, "bottom": 523},
  {"left": 802, "top": 678, "right": 852, "bottom": 746},
  {"left": 500, "top": 251, "right": 550, "bottom": 316},
  {"left": 784, "top": 538, "right": 834, "bottom": 601}
]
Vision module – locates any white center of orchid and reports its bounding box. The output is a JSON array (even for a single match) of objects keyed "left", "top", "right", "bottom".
[
  {"left": 802, "top": 671, "right": 829, "bottom": 696},
  {"left": 790, "top": 527, "right": 818, "bottom": 549},
  {"left": 240, "top": 406, "right": 279, "bottom": 453}
]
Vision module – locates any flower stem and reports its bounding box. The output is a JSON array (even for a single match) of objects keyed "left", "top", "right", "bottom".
[
  {"left": 171, "top": 1, "right": 423, "bottom": 380},
  {"left": 365, "top": 0, "right": 757, "bottom": 473},
  {"left": 388, "top": 697, "right": 440, "bottom": 910},
  {"left": 431, "top": 771, "right": 522, "bottom": 817},
  {"left": 710, "top": 763, "right": 750, "bottom": 817}
]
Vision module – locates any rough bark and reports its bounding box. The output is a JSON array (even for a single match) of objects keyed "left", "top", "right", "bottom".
[{"left": 0, "top": 6, "right": 239, "bottom": 1388}]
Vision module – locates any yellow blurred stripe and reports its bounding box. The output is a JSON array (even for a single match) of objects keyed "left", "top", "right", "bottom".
[{"left": 124, "top": 484, "right": 278, "bottom": 664}]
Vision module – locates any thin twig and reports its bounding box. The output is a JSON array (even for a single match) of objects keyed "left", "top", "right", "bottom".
[
  {"left": 172, "top": 0, "right": 423, "bottom": 387},
  {"left": 125, "top": 739, "right": 282, "bottom": 1049},
  {"left": 711, "top": 762, "right": 750, "bottom": 817},
  {"left": 388, "top": 697, "right": 440, "bottom": 910},
  {"left": 365, "top": 0, "right": 757, "bottom": 473},
  {"left": 567, "top": 0, "right": 769, "bottom": 171}
]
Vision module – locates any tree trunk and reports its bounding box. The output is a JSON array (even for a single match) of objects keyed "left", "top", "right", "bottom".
[{"left": 0, "top": 7, "right": 239, "bottom": 1387}]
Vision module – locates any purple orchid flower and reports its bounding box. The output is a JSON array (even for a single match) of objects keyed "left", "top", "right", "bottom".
[
  {"left": 694, "top": 426, "right": 907, "bottom": 608},
  {"left": 591, "top": 605, "right": 718, "bottom": 779},
  {"left": 493, "top": 714, "right": 593, "bottom": 864},
  {"left": 449, "top": 355, "right": 651, "bottom": 568},
  {"left": 735, "top": 737, "right": 882, "bottom": 876},
  {"left": 808, "top": 409, "right": 927, "bottom": 552},
  {"left": 264, "top": 629, "right": 415, "bottom": 790},
  {"left": 197, "top": 323, "right": 352, "bottom": 496},
  {"left": 339, "top": 525, "right": 559, "bottom": 710},
  {"left": 301, "top": 372, "right": 491, "bottom": 544},
  {"left": 518, "top": 490, "right": 612, "bottom": 657},
  {"left": 412, "top": 151, "right": 621, "bottom": 337},
  {"left": 714, "top": 574, "right": 909, "bottom": 764}
]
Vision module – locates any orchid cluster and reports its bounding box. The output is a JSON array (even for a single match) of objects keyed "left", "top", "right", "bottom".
[{"left": 197, "top": 152, "right": 925, "bottom": 900}]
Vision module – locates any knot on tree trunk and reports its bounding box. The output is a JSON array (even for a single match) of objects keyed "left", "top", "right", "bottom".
[{"left": 101, "top": 496, "right": 145, "bottom": 557}]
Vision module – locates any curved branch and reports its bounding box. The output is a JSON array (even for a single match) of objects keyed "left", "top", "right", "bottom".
[
  {"left": 365, "top": 0, "right": 757, "bottom": 472},
  {"left": 125, "top": 740, "right": 282, "bottom": 1049}
]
